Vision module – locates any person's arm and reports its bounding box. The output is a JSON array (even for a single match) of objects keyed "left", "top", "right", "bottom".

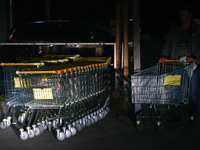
[
  {"left": 162, "top": 27, "right": 175, "bottom": 57},
  {"left": 188, "top": 26, "right": 200, "bottom": 62},
  {"left": 159, "top": 27, "right": 174, "bottom": 62}
]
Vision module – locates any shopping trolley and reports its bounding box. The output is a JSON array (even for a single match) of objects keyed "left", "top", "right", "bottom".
[
  {"left": 0, "top": 57, "right": 72, "bottom": 130},
  {"left": 0, "top": 62, "right": 44, "bottom": 129},
  {"left": 131, "top": 61, "right": 196, "bottom": 131},
  {"left": 16, "top": 57, "right": 111, "bottom": 141}
]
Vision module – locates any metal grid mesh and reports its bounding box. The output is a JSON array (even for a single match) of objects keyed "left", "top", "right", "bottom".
[{"left": 131, "top": 62, "right": 195, "bottom": 105}]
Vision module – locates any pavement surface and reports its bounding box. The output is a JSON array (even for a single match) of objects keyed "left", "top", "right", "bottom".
[{"left": 1, "top": 99, "right": 200, "bottom": 150}]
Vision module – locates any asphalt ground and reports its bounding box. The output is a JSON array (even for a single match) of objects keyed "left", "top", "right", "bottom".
[{"left": 1, "top": 99, "right": 200, "bottom": 150}]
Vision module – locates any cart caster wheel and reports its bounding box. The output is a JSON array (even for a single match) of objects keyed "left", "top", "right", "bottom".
[
  {"left": 75, "top": 124, "right": 82, "bottom": 132},
  {"left": 70, "top": 127, "right": 77, "bottom": 136},
  {"left": 0, "top": 122, "right": 7, "bottom": 130},
  {"left": 57, "top": 132, "right": 65, "bottom": 141},
  {"left": 47, "top": 124, "right": 52, "bottom": 132},
  {"left": 93, "top": 116, "right": 98, "bottom": 123},
  {"left": 20, "top": 131, "right": 28, "bottom": 140},
  {"left": 157, "top": 123, "right": 165, "bottom": 133},
  {"left": 90, "top": 118, "right": 95, "bottom": 125},
  {"left": 34, "top": 127, "right": 40, "bottom": 136},
  {"left": 106, "top": 107, "right": 110, "bottom": 113},
  {"left": 97, "top": 113, "right": 104, "bottom": 120},
  {"left": 18, "top": 116, "right": 23, "bottom": 123},
  {"left": 136, "top": 122, "right": 143, "bottom": 132},
  {"left": 38, "top": 126, "right": 44, "bottom": 134},
  {"left": 102, "top": 111, "right": 107, "bottom": 118},
  {"left": 85, "top": 119, "right": 91, "bottom": 127},
  {"left": 189, "top": 116, "right": 196, "bottom": 127},
  {"left": 28, "top": 129, "right": 35, "bottom": 138},
  {"left": 81, "top": 123, "right": 85, "bottom": 128},
  {"left": 65, "top": 130, "right": 72, "bottom": 138},
  {"left": 7, "top": 121, "right": 11, "bottom": 127},
  {"left": 103, "top": 110, "right": 108, "bottom": 116}
]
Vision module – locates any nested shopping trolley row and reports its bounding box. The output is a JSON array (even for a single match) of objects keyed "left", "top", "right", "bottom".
[
  {"left": 1, "top": 56, "right": 111, "bottom": 141},
  {"left": 0, "top": 56, "right": 72, "bottom": 129},
  {"left": 131, "top": 61, "right": 196, "bottom": 131}
]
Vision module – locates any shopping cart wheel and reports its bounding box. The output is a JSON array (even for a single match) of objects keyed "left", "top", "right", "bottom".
[
  {"left": 106, "top": 107, "right": 110, "bottom": 113},
  {"left": 57, "top": 132, "right": 65, "bottom": 141},
  {"left": 28, "top": 129, "right": 35, "bottom": 138},
  {"left": 75, "top": 124, "right": 82, "bottom": 132},
  {"left": 65, "top": 129, "right": 72, "bottom": 138},
  {"left": 0, "top": 122, "right": 7, "bottom": 130},
  {"left": 189, "top": 116, "right": 196, "bottom": 127},
  {"left": 7, "top": 121, "right": 11, "bottom": 127},
  {"left": 136, "top": 122, "right": 143, "bottom": 132},
  {"left": 156, "top": 121, "right": 165, "bottom": 133},
  {"left": 38, "top": 126, "right": 44, "bottom": 134},
  {"left": 97, "top": 113, "right": 104, "bottom": 120},
  {"left": 90, "top": 118, "right": 95, "bottom": 125},
  {"left": 18, "top": 116, "right": 23, "bottom": 123},
  {"left": 85, "top": 119, "right": 91, "bottom": 126},
  {"left": 20, "top": 131, "right": 28, "bottom": 141},
  {"left": 93, "top": 116, "right": 98, "bottom": 123},
  {"left": 103, "top": 110, "right": 108, "bottom": 115},
  {"left": 70, "top": 127, "right": 77, "bottom": 136},
  {"left": 48, "top": 123, "right": 52, "bottom": 132},
  {"left": 34, "top": 127, "right": 40, "bottom": 136}
]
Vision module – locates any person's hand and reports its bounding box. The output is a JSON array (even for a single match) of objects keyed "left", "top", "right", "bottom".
[
  {"left": 186, "top": 57, "right": 194, "bottom": 62},
  {"left": 159, "top": 57, "right": 167, "bottom": 63}
]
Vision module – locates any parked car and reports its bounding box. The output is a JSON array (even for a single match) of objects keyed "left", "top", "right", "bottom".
[{"left": 7, "top": 20, "right": 115, "bottom": 61}]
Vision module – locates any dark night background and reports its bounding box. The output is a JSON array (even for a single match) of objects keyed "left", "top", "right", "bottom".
[{"left": 13, "top": 0, "right": 200, "bottom": 39}]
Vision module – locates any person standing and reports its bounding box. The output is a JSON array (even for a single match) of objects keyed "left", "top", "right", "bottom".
[{"left": 159, "top": 5, "right": 200, "bottom": 123}]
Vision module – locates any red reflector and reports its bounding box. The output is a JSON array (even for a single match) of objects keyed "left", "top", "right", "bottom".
[
  {"left": 67, "top": 69, "right": 70, "bottom": 71},
  {"left": 61, "top": 70, "right": 64, "bottom": 73},
  {"left": 54, "top": 71, "right": 58, "bottom": 73},
  {"left": 57, "top": 84, "right": 60, "bottom": 89},
  {"left": 72, "top": 68, "right": 74, "bottom": 71}
]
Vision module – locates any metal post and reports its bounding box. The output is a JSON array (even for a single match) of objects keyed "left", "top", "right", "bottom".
[
  {"left": 123, "top": 0, "right": 129, "bottom": 77},
  {"left": 123, "top": 0, "right": 129, "bottom": 109},
  {"left": 116, "top": 0, "right": 121, "bottom": 70},
  {"left": 115, "top": 0, "right": 121, "bottom": 90},
  {"left": 133, "top": 0, "right": 141, "bottom": 113}
]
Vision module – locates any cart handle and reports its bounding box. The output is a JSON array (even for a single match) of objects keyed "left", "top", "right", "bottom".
[
  {"left": 165, "top": 60, "right": 179, "bottom": 62},
  {"left": 159, "top": 59, "right": 196, "bottom": 63}
]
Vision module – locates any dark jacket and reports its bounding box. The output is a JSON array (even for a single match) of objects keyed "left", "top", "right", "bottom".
[{"left": 161, "top": 20, "right": 200, "bottom": 65}]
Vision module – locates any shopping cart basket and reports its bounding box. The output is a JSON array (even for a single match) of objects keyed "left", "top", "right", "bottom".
[{"left": 131, "top": 61, "right": 196, "bottom": 131}]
